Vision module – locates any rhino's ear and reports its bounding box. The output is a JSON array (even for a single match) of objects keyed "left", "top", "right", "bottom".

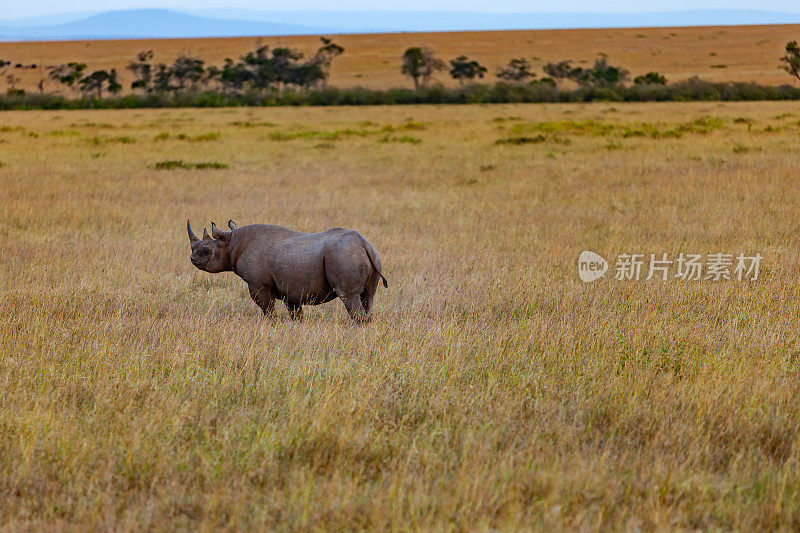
[
  {"left": 212, "top": 222, "right": 231, "bottom": 242},
  {"left": 202, "top": 227, "right": 211, "bottom": 240},
  {"left": 228, "top": 219, "right": 238, "bottom": 230},
  {"left": 187, "top": 219, "right": 199, "bottom": 244}
]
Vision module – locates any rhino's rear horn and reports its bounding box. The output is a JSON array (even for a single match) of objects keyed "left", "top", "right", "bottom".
[
  {"left": 203, "top": 227, "right": 210, "bottom": 240},
  {"left": 187, "top": 219, "right": 199, "bottom": 244},
  {"left": 211, "top": 221, "right": 231, "bottom": 241}
]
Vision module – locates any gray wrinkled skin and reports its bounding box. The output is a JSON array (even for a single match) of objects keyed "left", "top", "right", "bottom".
[{"left": 187, "top": 219, "right": 388, "bottom": 323}]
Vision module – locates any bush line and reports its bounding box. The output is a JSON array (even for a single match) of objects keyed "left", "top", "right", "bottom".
[{"left": 1, "top": 78, "right": 799, "bottom": 110}]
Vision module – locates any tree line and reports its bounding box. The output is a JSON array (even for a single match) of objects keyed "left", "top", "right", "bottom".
[
  {"left": 0, "top": 39, "right": 798, "bottom": 107},
  {"left": 403, "top": 41, "right": 800, "bottom": 88},
  {"left": 0, "top": 38, "right": 345, "bottom": 98}
]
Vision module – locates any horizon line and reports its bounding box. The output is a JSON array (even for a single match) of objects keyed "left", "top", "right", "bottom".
[{"left": 4, "top": 7, "right": 800, "bottom": 20}]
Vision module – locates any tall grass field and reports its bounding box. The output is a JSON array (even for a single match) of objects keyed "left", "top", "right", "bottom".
[{"left": 2, "top": 101, "right": 800, "bottom": 529}]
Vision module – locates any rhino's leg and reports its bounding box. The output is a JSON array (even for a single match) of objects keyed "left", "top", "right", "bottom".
[
  {"left": 323, "top": 241, "right": 372, "bottom": 324},
  {"left": 249, "top": 283, "right": 275, "bottom": 319},
  {"left": 341, "top": 293, "right": 368, "bottom": 324},
  {"left": 360, "top": 270, "right": 380, "bottom": 319},
  {"left": 286, "top": 302, "right": 303, "bottom": 321}
]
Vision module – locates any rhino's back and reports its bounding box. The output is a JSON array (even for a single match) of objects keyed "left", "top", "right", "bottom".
[
  {"left": 272, "top": 227, "right": 354, "bottom": 254},
  {"left": 269, "top": 227, "right": 362, "bottom": 303}
]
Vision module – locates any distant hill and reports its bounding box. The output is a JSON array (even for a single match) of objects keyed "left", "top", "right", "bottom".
[
  {"left": 0, "top": 12, "right": 99, "bottom": 27},
  {"left": 0, "top": 9, "right": 335, "bottom": 41},
  {"left": 189, "top": 8, "right": 800, "bottom": 32},
  {"left": 1, "top": 8, "right": 800, "bottom": 41}
]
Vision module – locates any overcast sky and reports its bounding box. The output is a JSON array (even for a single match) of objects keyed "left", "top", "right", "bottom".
[{"left": 5, "top": 0, "right": 800, "bottom": 19}]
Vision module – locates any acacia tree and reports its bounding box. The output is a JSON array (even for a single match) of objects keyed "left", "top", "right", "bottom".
[
  {"left": 543, "top": 60, "right": 580, "bottom": 84},
  {"left": 634, "top": 71, "right": 667, "bottom": 85},
  {"left": 5, "top": 73, "right": 22, "bottom": 94},
  {"left": 78, "top": 69, "right": 120, "bottom": 99},
  {"left": 220, "top": 58, "right": 252, "bottom": 93},
  {"left": 0, "top": 59, "right": 9, "bottom": 82},
  {"left": 0, "top": 60, "right": 11, "bottom": 93},
  {"left": 221, "top": 43, "right": 334, "bottom": 92},
  {"left": 203, "top": 65, "right": 221, "bottom": 90},
  {"left": 271, "top": 47, "right": 305, "bottom": 90},
  {"left": 579, "top": 57, "right": 629, "bottom": 86},
  {"left": 241, "top": 45, "right": 275, "bottom": 89},
  {"left": 449, "top": 55, "right": 487, "bottom": 85},
  {"left": 290, "top": 61, "right": 325, "bottom": 88},
  {"left": 151, "top": 64, "right": 174, "bottom": 93},
  {"left": 401, "top": 47, "right": 444, "bottom": 90},
  {"left": 128, "top": 50, "right": 154, "bottom": 93},
  {"left": 311, "top": 37, "right": 344, "bottom": 87},
  {"left": 589, "top": 57, "right": 630, "bottom": 86},
  {"left": 497, "top": 58, "right": 536, "bottom": 82},
  {"left": 782, "top": 41, "right": 800, "bottom": 83},
  {"left": 107, "top": 69, "right": 122, "bottom": 95},
  {"left": 171, "top": 56, "right": 205, "bottom": 92},
  {"left": 47, "top": 62, "right": 87, "bottom": 94}
]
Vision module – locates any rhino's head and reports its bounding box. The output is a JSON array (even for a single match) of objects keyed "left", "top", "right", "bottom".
[{"left": 187, "top": 220, "right": 232, "bottom": 273}]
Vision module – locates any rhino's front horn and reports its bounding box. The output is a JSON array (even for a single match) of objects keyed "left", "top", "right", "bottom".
[{"left": 187, "top": 219, "right": 199, "bottom": 244}]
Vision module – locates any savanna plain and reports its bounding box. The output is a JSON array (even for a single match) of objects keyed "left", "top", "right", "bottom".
[
  {"left": 2, "top": 101, "right": 800, "bottom": 530},
  {"left": 2, "top": 23, "right": 800, "bottom": 92}
]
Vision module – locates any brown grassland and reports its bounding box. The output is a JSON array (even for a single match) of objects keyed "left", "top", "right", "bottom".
[
  {"left": 1, "top": 23, "right": 800, "bottom": 92},
  {"left": 2, "top": 100, "right": 800, "bottom": 530}
]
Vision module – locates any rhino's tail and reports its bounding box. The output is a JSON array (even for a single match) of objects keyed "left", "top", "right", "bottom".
[{"left": 362, "top": 241, "right": 388, "bottom": 289}]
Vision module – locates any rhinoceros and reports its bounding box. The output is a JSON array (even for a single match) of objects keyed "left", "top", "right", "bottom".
[{"left": 187, "top": 219, "right": 387, "bottom": 323}]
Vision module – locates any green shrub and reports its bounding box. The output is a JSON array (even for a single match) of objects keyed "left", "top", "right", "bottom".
[
  {"left": 634, "top": 72, "right": 667, "bottom": 85},
  {"left": 495, "top": 135, "right": 546, "bottom": 145},
  {"left": 154, "top": 160, "right": 228, "bottom": 170},
  {"left": 155, "top": 160, "right": 191, "bottom": 170},
  {"left": 193, "top": 132, "right": 220, "bottom": 141},
  {"left": 379, "top": 135, "right": 421, "bottom": 144},
  {"left": 0, "top": 79, "right": 798, "bottom": 110},
  {"left": 193, "top": 161, "right": 228, "bottom": 169}
]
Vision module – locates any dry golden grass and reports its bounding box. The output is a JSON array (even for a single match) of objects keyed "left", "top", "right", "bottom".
[
  {"left": 1, "top": 24, "right": 799, "bottom": 92},
  {"left": 2, "top": 101, "right": 800, "bottom": 529}
]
